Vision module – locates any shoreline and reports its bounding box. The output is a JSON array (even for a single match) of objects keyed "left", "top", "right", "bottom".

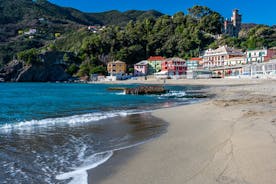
[{"left": 88, "top": 79, "right": 276, "bottom": 184}]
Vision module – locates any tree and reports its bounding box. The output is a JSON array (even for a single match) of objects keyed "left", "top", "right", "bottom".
[
  {"left": 188, "top": 6, "right": 212, "bottom": 19},
  {"left": 77, "top": 61, "right": 92, "bottom": 77},
  {"left": 66, "top": 63, "right": 78, "bottom": 75},
  {"left": 63, "top": 53, "right": 70, "bottom": 63},
  {"left": 90, "top": 66, "right": 106, "bottom": 75},
  {"left": 17, "top": 48, "right": 40, "bottom": 65}
]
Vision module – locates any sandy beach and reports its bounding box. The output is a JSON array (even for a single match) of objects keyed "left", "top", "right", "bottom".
[{"left": 89, "top": 79, "right": 276, "bottom": 184}]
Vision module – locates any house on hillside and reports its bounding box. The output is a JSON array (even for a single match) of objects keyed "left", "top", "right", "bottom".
[{"left": 24, "top": 29, "right": 37, "bottom": 35}]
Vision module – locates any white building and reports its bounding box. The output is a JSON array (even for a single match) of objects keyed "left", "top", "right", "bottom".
[
  {"left": 224, "top": 57, "right": 246, "bottom": 66},
  {"left": 24, "top": 29, "right": 37, "bottom": 35},
  {"left": 202, "top": 45, "right": 244, "bottom": 69},
  {"left": 246, "top": 48, "right": 275, "bottom": 63}
]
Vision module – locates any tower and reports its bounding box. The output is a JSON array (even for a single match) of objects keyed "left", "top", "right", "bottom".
[{"left": 223, "top": 9, "right": 242, "bottom": 37}]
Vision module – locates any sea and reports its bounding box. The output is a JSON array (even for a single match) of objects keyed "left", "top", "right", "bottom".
[{"left": 0, "top": 83, "right": 204, "bottom": 184}]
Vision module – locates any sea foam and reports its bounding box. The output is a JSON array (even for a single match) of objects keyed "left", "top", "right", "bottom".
[
  {"left": 56, "top": 139, "right": 152, "bottom": 184},
  {"left": 0, "top": 110, "right": 150, "bottom": 133},
  {"left": 56, "top": 151, "right": 113, "bottom": 184}
]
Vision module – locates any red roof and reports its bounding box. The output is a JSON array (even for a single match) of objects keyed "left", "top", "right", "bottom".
[
  {"left": 190, "top": 57, "right": 202, "bottom": 61},
  {"left": 147, "top": 56, "right": 165, "bottom": 61}
]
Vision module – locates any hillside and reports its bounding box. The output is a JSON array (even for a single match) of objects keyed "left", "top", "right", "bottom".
[
  {"left": 0, "top": 2, "right": 275, "bottom": 82},
  {"left": 0, "top": 0, "right": 163, "bottom": 66}
]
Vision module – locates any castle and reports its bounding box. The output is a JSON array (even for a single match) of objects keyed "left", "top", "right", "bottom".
[{"left": 223, "top": 9, "right": 242, "bottom": 37}]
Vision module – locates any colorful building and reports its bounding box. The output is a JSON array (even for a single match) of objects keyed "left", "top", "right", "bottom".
[
  {"left": 186, "top": 57, "right": 203, "bottom": 70},
  {"left": 134, "top": 60, "right": 148, "bottom": 76},
  {"left": 202, "top": 45, "right": 244, "bottom": 69},
  {"left": 186, "top": 57, "right": 212, "bottom": 79},
  {"left": 161, "top": 57, "right": 187, "bottom": 75},
  {"left": 107, "top": 60, "right": 126, "bottom": 75},
  {"left": 224, "top": 57, "right": 246, "bottom": 66},
  {"left": 202, "top": 45, "right": 245, "bottom": 77},
  {"left": 147, "top": 56, "right": 165, "bottom": 74},
  {"left": 246, "top": 48, "right": 276, "bottom": 63}
]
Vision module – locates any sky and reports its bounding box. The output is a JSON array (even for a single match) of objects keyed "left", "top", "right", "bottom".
[{"left": 49, "top": 0, "right": 275, "bottom": 26}]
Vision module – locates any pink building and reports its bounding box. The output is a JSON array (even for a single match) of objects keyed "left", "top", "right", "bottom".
[
  {"left": 134, "top": 60, "right": 148, "bottom": 76},
  {"left": 161, "top": 57, "right": 187, "bottom": 75}
]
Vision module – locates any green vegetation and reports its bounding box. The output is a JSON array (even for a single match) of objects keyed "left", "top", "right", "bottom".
[
  {"left": 17, "top": 48, "right": 41, "bottom": 65},
  {"left": 54, "top": 6, "right": 223, "bottom": 73},
  {"left": 210, "top": 25, "right": 276, "bottom": 50},
  {"left": 0, "top": 1, "right": 275, "bottom": 77},
  {"left": 0, "top": 0, "right": 163, "bottom": 67}
]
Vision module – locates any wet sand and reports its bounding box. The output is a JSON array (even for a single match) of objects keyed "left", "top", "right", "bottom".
[{"left": 88, "top": 79, "right": 276, "bottom": 184}]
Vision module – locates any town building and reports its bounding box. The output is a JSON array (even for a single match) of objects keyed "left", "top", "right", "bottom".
[
  {"left": 186, "top": 57, "right": 212, "bottom": 79},
  {"left": 161, "top": 57, "right": 187, "bottom": 76},
  {"left": 246, "top": 48, "right": 276, "bottom": 63},
  {"left": 24, "top": 28, "right": 37, "bottom": 35},
  {"left": 203, "top": 45, "right": 244, "bottom": 69},
  {"left": 223, "top": 9, "right": 242, "bottom": 37},
  {"left": 242, "top": 59, "right": 276, "bottom": 78},
  {"left": 147, "top": 56, "right": 166, "bottom": 74},
  {"left": 107, "top": 60, "right": 126, "bottom": 76},
  {"left": 224, "top": 57, "right": 246, "bottom": 66},
  {"left": 134, "top": 60, "right": 148, "bottom": 76},
  {"left": 87, "top": 25, "right": 106, "bottom": 33},
  {"left": 186, "top": 57, "right": 203, "bottom": 70},
  {"left": 202, "top": 45, "right": 245, "bottom": 77}
]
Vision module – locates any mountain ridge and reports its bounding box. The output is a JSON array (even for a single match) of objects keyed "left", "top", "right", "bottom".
[{"left": 0, "top": 0, "right": 163, "bottom": 65}]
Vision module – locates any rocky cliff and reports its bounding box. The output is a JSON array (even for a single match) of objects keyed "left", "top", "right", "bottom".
[{"left": 0, "top": 52, "right": 71, "bottom": 82}]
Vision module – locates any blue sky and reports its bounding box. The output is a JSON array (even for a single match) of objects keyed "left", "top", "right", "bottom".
[{"left": 49, "top": 0, "right": 275, "bottom": 25}]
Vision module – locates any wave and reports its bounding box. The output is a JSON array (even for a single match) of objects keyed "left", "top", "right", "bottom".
[
  {"left": 56, "top": 151, "right": 113, "bottom": 184},
  {"left": 156, "top": 91, "right": 187, "bottom": 99},
  {"left": 56, "top": 139, "right": 153, "bottom": 184},
  {"left": 0, "top": 110, "right": 150, "bottom": 133}
]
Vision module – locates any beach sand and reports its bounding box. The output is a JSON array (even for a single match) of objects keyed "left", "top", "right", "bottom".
[{"left": 89, "top": 79, "right": 276, "bottom": 184}]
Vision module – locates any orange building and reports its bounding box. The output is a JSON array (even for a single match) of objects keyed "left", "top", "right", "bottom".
[{"left": 107, "top": 60, "right": 127, "bottom": 75}]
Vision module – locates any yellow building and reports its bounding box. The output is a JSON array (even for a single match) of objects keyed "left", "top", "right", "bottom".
[{"left": 107, "top": 60, "right": 127, "bottom": 75}]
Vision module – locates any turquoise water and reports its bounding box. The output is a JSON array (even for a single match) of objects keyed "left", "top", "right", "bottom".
[
  {"left": 0, "top": 83, "right": 203, "bottom": 184},
  {"left": 0, "top": 83, "right": 202, "bottom": 126}
]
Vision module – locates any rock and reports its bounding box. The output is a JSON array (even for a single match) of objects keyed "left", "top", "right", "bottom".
[
  {"left": 0, "top": 60, "right": 23, "bottom": 81},
  {"left": 0, "top": 51, "right": 71, "bottom": 82},
  {"left": 107, "top": 87, "right": 126, "bottom": 91},
  {"left": 16, "top": 64, "right": 70, "bottom": 82},
  {"left": 124, "top": 85, "right": 167, "bottom": 95}
]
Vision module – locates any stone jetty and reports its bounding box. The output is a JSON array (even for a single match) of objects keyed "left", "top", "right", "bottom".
[{"left": 124, "top": 85, "right": 167, "bottom": 95}]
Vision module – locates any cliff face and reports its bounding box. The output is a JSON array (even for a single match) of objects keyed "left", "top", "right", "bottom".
[
  {"left": 16, "top": 64, "right": 70, "bottom": 82},
  {"left": 0, "top": 60, "right": 23, "bottom": 81},
  {"left": 0, "top": 52, "right": 71, "bottom": 82},
  {"left": 0, "top": 61, "right": 70, "bottom": 82}
]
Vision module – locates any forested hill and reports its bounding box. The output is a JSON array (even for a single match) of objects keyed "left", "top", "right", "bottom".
[
  {"left": 0, "top": 0, "right": 275, "bottom": 80},
  {"left": 0, "top": 0, "right": 163, "bottom": 65},
  {"left": 0, "top": 0, "right": 163, "bottom": 41},
  {"left": 0, "top": 0, "right": 163, "bottom": 26}
]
